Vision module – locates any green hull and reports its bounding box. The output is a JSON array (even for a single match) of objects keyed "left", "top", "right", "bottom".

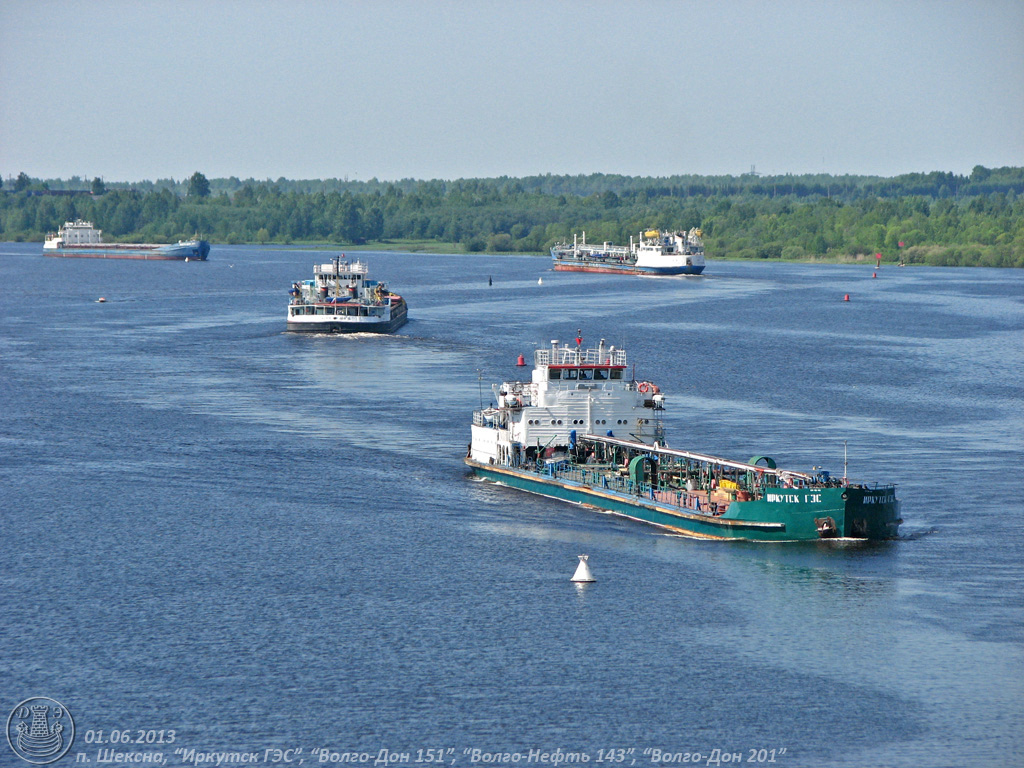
[{"left": 466, "top": 459, "right": 901, "bottom": 542}]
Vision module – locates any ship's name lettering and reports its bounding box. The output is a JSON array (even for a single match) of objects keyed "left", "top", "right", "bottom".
[
  {"left": 765, "top": 493, "right": 819, "bottom": 503},
  {"left": 863, "top": 494, "right": 895, "bottom": 504}
]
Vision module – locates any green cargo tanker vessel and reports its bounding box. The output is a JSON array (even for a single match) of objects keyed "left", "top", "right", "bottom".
[{"left": 466, "top": 336, "right": 901, "bottom": 542}]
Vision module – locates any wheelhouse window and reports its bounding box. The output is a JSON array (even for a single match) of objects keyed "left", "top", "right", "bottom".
[
  {"left": 610, "top": 370, "right": 623, "bottom": 379},
  {"left": 593, "top": 369, "right": 608, "bottom": 380},
  {"left": 548, "top": 369, "right": 561, "bottom": 380}
]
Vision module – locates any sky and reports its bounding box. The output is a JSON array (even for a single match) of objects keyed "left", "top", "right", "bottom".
[{"left": 2, "top": 0, "right": 1023, "bottom": 183}]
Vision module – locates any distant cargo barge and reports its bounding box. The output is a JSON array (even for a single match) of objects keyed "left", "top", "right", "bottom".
[{"left": 43, "top": 220, "right": 209, "bottom": 261}]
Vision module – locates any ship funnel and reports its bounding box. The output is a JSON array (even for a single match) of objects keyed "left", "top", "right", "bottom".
[{"left": 571, "top": 555, "right": 595, "bottom": 583}]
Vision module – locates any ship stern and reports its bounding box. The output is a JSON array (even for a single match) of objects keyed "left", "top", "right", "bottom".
[{"left": 840, "top": 485, "right": 901, "bottom": 539}]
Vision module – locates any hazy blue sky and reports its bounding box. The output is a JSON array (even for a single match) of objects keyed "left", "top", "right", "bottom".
[{"left": 2, "top": 0, "right": 1022, "bottom": 183}]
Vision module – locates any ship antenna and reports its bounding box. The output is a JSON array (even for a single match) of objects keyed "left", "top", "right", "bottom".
[
  {"left": 843, "top": 440, "right": 848, "bottom": 484},
  {"left": 477, "top": 369, "right": 484, "bottom": 409}
]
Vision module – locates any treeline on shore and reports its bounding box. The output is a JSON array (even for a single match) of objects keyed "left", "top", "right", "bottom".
[{"left": 2, "top": 166, "right": 1023, "bottom": 266}]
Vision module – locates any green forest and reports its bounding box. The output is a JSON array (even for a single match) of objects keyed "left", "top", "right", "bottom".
[{"left": 3, "top": 166, "right": 1024, "bottom": 266}]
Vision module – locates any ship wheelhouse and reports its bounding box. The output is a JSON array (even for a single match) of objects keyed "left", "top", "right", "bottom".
[
  {"left": 470, "top": 338, "right": 665, "bottom": 466},
  {"left": 43, "top": 219, "right": 104, "bottom": 249}
]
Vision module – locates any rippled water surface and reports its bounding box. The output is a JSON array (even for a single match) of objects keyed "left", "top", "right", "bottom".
[{"left": 1, "top": 245, "right": 1022, "bottom": 767}]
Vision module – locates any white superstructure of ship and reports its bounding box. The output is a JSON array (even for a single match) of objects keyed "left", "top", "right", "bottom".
[{"left": 469, "top": 336, "right": 664, "bottom": 467}]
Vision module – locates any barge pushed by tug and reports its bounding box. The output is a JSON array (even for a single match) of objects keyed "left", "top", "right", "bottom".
[
  {"left": 465, "top": 336, "right": 901, "bottom": 542},
  {"left": 287, "top": 257, "right": 408, "bottom": 334}
]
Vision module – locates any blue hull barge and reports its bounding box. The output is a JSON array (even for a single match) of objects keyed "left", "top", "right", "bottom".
[{"left": 43, "top": 220, "right": 209, "bottom": 260}]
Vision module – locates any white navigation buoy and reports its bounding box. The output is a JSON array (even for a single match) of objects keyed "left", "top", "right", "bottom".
[
  {"left": 571, "top": 555, "right": 595, "bottom": 583},
  {"left": 538, "top": 277, "right": 544, "bottom": 285}
]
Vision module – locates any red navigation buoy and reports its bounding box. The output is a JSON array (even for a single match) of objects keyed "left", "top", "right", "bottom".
[
  {"left": 872, "top": 272, "right": 877, "bottom": 278},
  {"left": 517, "top": 354, "right": 526, "bottom": 366},
  {"left": 844, "top": 294, "right": 850, "bottom": 302}
]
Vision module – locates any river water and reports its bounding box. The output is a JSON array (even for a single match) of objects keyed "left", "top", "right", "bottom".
[{"left": 1, "top": 244, "right": 1021, "bottom": 767}]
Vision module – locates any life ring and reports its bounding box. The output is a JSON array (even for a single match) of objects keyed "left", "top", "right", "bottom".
[{"left": 638, "top": 382, "right": 650, "bottom": 393}]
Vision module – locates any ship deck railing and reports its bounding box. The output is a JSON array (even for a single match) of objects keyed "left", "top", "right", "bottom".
[
  {"left": 535, "top": 347, "right": 628, "bottom": 366},
  {"left": 541, "top": 462, "right": 729, "bottom": 516},
  {"left": 547, "top": 460, "right": 895, "bottom": 508},
  {"left": 314, "top": 261, "right": 368, "bottom": 276},
  {"left": 585, "top": 434, "right": 815, "bottom": 481},
  {"left": 289, "top": 303, "right": 387, "bottom": 318},
  {"left": 558, "top": 248, "right": 631, "bottom": 258},
  {"left": 473, "top": 409, "right": 502, "bottom": 427},
  {"left": 554, "top": 243, "right": 631, "bottom": 257}
]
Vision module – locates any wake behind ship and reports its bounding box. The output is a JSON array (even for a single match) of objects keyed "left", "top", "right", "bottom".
[
  {"left": 43, "top": 220, "right": 209, "bottom": 260},
  {"left": 466, "top": 337, "right": 901, "bottom": 542}
]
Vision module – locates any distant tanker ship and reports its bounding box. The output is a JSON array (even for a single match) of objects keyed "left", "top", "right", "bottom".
[{"left": 551, "top": 228, "right": 705, "bottom": 276}]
